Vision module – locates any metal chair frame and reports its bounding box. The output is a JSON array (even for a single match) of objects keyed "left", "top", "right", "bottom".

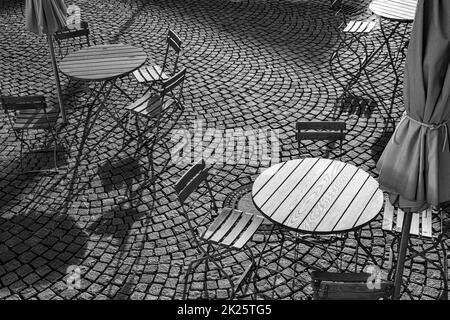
[
  {"left": 175, "top": 160, "right": 263, "bottom": 299},
  {"left": 1, "top": 95, "right": 61, "bottom": 173}
]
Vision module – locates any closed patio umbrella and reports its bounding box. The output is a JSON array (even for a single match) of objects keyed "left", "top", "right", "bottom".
[
  {"left": 376, "top": 0, "right": 450, "bottom": 299},
  {"left": 25, "top": 0, "right": 68, "bottom": 123}
]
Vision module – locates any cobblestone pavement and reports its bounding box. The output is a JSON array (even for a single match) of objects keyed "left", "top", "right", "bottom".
[{"left": 0, "top": 0, "right": 448, "bottom": 300}]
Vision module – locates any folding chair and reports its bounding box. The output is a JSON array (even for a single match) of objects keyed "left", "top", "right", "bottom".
[
  {"left": 296, "top": 121, "right": 346, "bottom": 159},
  {"left": 54, "top": 21, "right": 91, "bottom": 59},
  {"left": 175, "top": 160, "right": 264, "bottom": 299},
  {"left": 382, "top": 196, "right": 448, "bottom": 300},
  {"left": 125, "top": 67, "right": 186, "bottom": 146},
  {"left": 125, "top": 68, "right": 186, "bottom": 180},
  {"left": 132, "top": 29, "right": 182, "bottom": 88},
  {"left": 1, "top": 95, "right": 61, "bottom": 173},
  {"left": 329, "top": 2, "right": 382, "bottom": 117}
]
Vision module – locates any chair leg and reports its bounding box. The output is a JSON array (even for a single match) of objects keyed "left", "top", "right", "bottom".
[{"left": 183, "top": 255, "right": 207, "bottom": 300}]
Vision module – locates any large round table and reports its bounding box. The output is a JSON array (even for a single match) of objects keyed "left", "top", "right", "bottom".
[{"left": 252, "top": 158, "right": 384, "bottom": 234}]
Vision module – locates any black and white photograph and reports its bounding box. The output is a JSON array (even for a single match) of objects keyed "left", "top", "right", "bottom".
[{"left": 0, "top": 0, "right": 449, "bottom": 306}]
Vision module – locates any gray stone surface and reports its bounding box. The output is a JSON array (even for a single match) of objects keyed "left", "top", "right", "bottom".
[{"left": 0, "top": 0, "right": 448, "bottom": 300}]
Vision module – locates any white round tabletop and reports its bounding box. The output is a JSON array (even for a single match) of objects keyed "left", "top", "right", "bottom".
[{"left": 252, "top": 158, "right": 384, "bottom": 234}]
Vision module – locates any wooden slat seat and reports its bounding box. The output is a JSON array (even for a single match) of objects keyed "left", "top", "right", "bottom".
[
  {"left": 202, "top": 208, "right": 264, "bottom": 249},
  {"left": 133, "top": 29, "right": 181, "bottom": 85},
  {"left": 343, "top": 19, "right": 379, "bottom": 33},
  {"left": 124, "top": 92, "right": 174, "bottom": 118},
  {"left": 133, "top": 65, "right": 169, "bottom": 83}
]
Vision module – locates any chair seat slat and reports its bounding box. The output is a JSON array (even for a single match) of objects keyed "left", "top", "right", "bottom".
[
  {"left": 410, "top": 212, "right": 420, "bottom": 236},
  {"left": 232, "top": 216, "right": 264, "bottom": 249},
  {"left": 382, "top": 197, "right": 395, "bottom": 231},
  {"left": 421, "top": 209, "right": 433, "bottom": 237},
  {"left": 395, "top": 209, "right": 404, "bottom": 232},
  {"left": 208, "top": 210, "right": 242, "bottom": 243},
  {"left": 221, "top": 212, "right": 253, "bottom": 246}
]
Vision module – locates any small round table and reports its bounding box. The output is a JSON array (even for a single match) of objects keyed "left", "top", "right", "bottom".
[
  {"left": 252, "top": 158, "right": 384, "bottom": 234},
  {"left": 59, "top": 44, "right": 147, "bottom": 146},
  {"left": 60, "top": 44, "right": 147, "bottom": 81}
]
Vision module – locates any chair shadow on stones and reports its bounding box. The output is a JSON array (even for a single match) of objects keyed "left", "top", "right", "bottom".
[
  {"left": 85, "top": 202, "right": 146, "bottom": 300},
  {"left": 97, "top": 156, "right": 147, "bottom": 196},
  {"left": 0, "top": 211, "right": 88, "bottom": 298},
  {"left": 95, "top": 156, "right": 153, "bottom": 299}
]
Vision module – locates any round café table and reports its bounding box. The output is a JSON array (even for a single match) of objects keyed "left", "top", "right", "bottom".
[
  {"left": 252, "top": 157, "right": 384, "bottom": 279},
  {"left": 59, "top": 44, "right": 147, "bottom": 146},
  {"left": 252, "top": 158, "right": 384, "bottom": 234}
]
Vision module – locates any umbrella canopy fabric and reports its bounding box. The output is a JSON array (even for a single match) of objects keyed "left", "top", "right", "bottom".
[
  {"left": 376, "top": 0, "right": 450, "bottom": 212},
  {"left": 26, "top": 0, "right": 67, "bottom": 35}
]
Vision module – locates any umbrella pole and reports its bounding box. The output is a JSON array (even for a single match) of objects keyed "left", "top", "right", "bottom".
[
  {"left": 48, "top": 35, "right": 67, "bottom": 124},
  {"left": 392, "top": 212, "right": 412, "bottom": 299}
]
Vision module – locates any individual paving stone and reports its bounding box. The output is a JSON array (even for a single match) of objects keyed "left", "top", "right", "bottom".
[
  {"left": 1, "top": 272, "right": 19, "bottom": 286},
  {"left": 37, "top": 288, "right": 57, "bottom": 300}
]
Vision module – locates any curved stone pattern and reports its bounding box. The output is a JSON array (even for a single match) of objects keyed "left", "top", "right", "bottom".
[{"left": 0, "top": 0, "right": 445, "bottom": 300}]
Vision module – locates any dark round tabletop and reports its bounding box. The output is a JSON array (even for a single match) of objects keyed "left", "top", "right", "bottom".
[
  {"left": 59, "top": 44, "right": 147, "bottom": 81},
  {"left": 252, "top": 158, "right": 384, "bottom": 234}
]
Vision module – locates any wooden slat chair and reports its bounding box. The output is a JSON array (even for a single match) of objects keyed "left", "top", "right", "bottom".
[
  {"left": 175, "top": 160, "right": 264, "bottom": 299},
  {"left": 311, "top": 270, "right": 394, "bottom": 300},
  {"left": 125, "top": 67, "right": 186, "bottom": 146},
  {"left": 125, "top": 68, "right": 186, "bottom": 179},
  {"left": 132, "top": 29, "right": 182, "bottom": 88},
  {"left": 54, "top": 21, "right": 91, "bottom": 59},
  {"left": 329, "top": 7, "right": 381, "bottom": 114},
  {"left": 296, "top": 121, "right": 346, "bottom": 159},
  {"left": 1, "top": 95, "right": 60, "bottom": 173},
  {"left": 382, "top": 196, "right": 448, "bottom": 299}
]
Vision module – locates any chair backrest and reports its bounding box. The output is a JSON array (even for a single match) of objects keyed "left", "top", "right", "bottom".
[
  {"left": 54, "top": 21, "right": 90, "bottom": 58},
  {"left": 296, "top": 121, "right": 346, "bottom": 159},
  {"left": 382, "top": 195, "right": 437, "bottom": 239},
  {"left": 162, "top": 29, "right": 182, "bottom": 74},
  {"left": 1, "top": 95, "right": 53, "bottom": 131},
  {"left": 160, "top": 67, "right": 186, "bottom": 103},
  {"left": 1, "top": 95, "right": 46, "bottom": 112},
  {"left": 311, "top": 271, "right": 394, "bottom": 300},
  {"left": 174, "top": 160, "right": 210, "bottom": 205}
]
